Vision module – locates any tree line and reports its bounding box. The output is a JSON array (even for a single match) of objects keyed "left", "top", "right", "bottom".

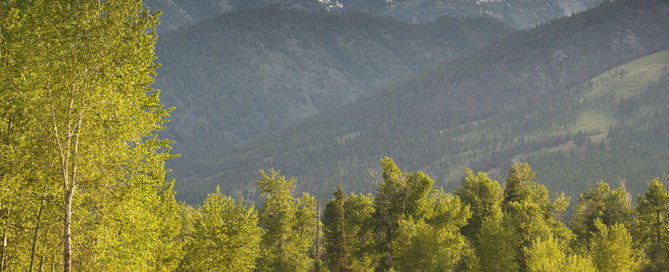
[{"left": 172, "top": 158, "right": 669, "bottom": 272}]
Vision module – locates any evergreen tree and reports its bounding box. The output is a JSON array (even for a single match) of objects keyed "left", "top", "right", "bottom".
[
  {"left": 503, "top": 162, "right": 537, "bottom": 206},
  {"left": 323, "top": 184, "right": 351, "bottom": 272}
]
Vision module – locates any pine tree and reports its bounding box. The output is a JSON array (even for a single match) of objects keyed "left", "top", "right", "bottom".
[
  {"left": 502, "top": 162, "right": 536, "bottom": 206},
  {"left": 323, "top": 184, "right": 351, "bottom": 272}
]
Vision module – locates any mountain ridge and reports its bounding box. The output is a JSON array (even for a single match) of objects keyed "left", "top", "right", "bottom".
[
  {"left": 144, "top": 0, "right": 604, "bottom": 32},
  {"left": 171, "top": 0, "right": 669, "bottom": 205},
  {"left": 154, "top": 7, "right": 514, "bottom": 161}
]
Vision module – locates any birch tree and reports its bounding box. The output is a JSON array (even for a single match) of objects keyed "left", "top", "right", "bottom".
[{"left": 1, "top": 1, "right": 180, "bottom": 271}]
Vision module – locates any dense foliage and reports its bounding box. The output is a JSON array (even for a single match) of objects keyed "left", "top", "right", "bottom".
[
  {"left": 178, "top": 160, "right": 669, "bottom": 271},
  {"left": 0, "top": 1, "right": 179, "bottom": 271}
]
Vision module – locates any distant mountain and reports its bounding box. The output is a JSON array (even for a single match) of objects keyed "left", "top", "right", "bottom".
[
  {"left": 339, "top": 0, "right": 604, "bottom": 29},
  {"left": 144, "top": 0, "right": 604, "bottom": 32},
  {"left": 144, "top": 0, "right": 331, "bottom": 32},
  {"left": 154, "top": 7, "right": 513, "bottom": 162},
  {"left": 171, "top": 0, "right": 669, "bottom": 205}
]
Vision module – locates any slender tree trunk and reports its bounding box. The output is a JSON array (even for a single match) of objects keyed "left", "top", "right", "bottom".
[
  {"left": 0, "top": 207, "right": 9, "bottom": 272},
  {"left": 316, "top": 200, "right": 320, "bottom": 272},
  {"left": 39, "top": 255, "right": 45, "bottom": 272},
  {"left": 30, "top": 182, "right": 49, "bottom": 272},
  {"left": 63, "top": 187, "right": 74, "bottom": 272},
  {"left": 339, "top": 198, "right": 348, "bottom": 272},
  {"left": 657, "top": 210, "right": 662, "bottom": 260}
]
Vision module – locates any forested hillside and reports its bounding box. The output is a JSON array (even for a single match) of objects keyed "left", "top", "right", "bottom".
[
  {"left": 339, "top": 0, "right": 604, "bottom": 29},
  {"left": 173, "top": 0, "right": 669, "bottom": 205},
  {"left": 144, "top": 0, "right": 604, "bottom": 31},
  {"left": 154, "top": 7, "right": 513, "bottom": 161}
]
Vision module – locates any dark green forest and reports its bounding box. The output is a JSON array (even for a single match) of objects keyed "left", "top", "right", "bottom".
[
  {"left": 154, "top": 6, "right": 514, "bottom": 161},
  {"left": 144, "top": 0, "right": 605, "bottom": 32},
  {"left": 172, "top": 0, "right": 669, "bottom": 208}
]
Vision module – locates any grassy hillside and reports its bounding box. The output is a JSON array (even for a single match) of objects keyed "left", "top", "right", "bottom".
[
  {"left": 154, "top": 7, "right": 514, "bottom": 161},
  {"left": 172, "top": 0, "right": 669, "bottom": 205}
]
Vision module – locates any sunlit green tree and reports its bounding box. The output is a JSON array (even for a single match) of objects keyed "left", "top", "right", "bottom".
[
  {"left": 1, "top": 1, "right": 179, "bottom": 271},
  {"left": 636, "top": 178, "right": 669, "bottom": 267},
  {"left": 180, "top": 186, "right": 262, "bottom": 271},
  {"left": 255, "top": 169, "right": 318, "bottom": 272},
  {"left": 323, "top": 184, "right": 351, "bottom": 272}
]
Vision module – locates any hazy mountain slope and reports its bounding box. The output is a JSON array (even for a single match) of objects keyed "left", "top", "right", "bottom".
[
  {"left": 154, "top": 7, "right": 513, "bottom": 161},
  {"left": 144, "top": 0, "right": 341, "bottom": 32},
  {"left": 340, "top": 0, "right": 603, "bottom": 29},
  {"left": 144, "top": 0, "right": 604, "bottom": 32},
  {"left": 172, "top": 0, "right": 669, "bottom": 204},
  {"left": 526, "top": 51, "right": 669, "bottom": 203}
]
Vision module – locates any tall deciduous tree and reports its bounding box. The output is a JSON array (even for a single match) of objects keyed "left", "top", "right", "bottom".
[
  {"left": 571, "top": 181, "right": 634, "bottom": 249},
  {"left": 255, "top": 169, "right": 318, "bottom": 272},
  {"left": 393, "top": 189, "right": 471, "bottom": 272},
  {"left": 500, "top": 163, "right": 571, "bottom": 271},
  {"left": 524, "top": 235, "right": 596, "bottom": 272},
  {"left": 180, "top": 186, "right": 262, "bottom": 271},
  {"left": 1, "top": 1, "right": 179, "bottom": 271},
  {"left": 591, "top": 219, "right": 636, "bottom": 272},
  {"left": 371, "top": 157, "right": 433, "bottom": 271},
  {"left": 342, "top": 193, "right": 376, "bottom": 271},
  {"left": 476, "top": 208, "right": 518, "bottom": 272},
  {"left": 455, "top": 169, "right": 503, "bottom": 242}
]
